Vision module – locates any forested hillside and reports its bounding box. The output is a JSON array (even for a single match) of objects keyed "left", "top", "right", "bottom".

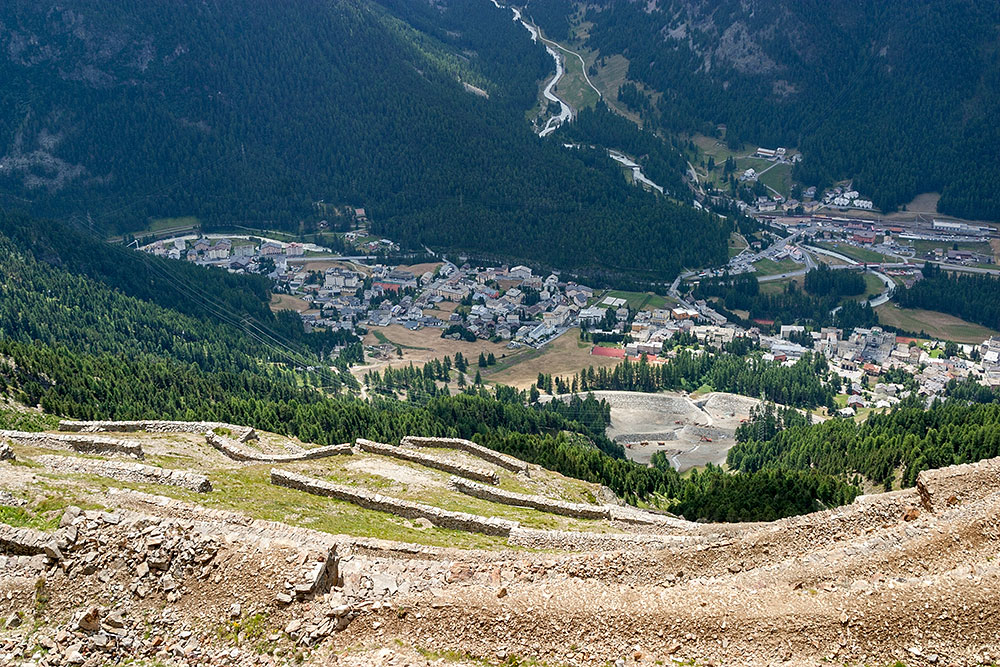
[
  {"left": 533, "top": 0, "right": 1000, "bottom": 219},
  {"left": 0, "top": 0, "right": 726, "bottom": 278},
  {"left": 728, "top": 400, "right": 1000, "bottom": 490},
  {"left": 692, "top": 271, "right": 877, "bottom": 330},
  {"left": 0, "top": 212, "right": 856, "bottom": 519}
]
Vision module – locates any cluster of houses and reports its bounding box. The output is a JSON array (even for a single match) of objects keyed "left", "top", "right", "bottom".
[
  {"left": 143, "top": 236, "right": 308, "bottom": 273},
  {"left": 342, "top": 230, "right": 399, "bottom": 254},
  {"left": 823, "top": 187, "right": 874, "bottom": 211},
  {"left": 759, "top": 324, "right": 1000, "bottom": 414},
  {"left": 919, "top": 246, "right": 993, "bottom": 266},
  {"left": 273, "top": 260, "right": 608, "bottom": 347},
  {"left": 416, "top": 264, "right": 597, "bottom": 346}
]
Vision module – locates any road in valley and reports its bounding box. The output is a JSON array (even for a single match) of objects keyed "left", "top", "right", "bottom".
[{"left": 489, "top": 0, "right": 572, "bottom": 137}]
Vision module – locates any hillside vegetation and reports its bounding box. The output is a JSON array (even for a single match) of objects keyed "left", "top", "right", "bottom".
[
  {"left": 0, "top": 0, "right": 726, "bottom": 278},
  {"left": 0, "top": 212, "right": 854, "bottom": 520},
  {"left": 535, "top": 0, "right": 1000, "bottom": 219}
]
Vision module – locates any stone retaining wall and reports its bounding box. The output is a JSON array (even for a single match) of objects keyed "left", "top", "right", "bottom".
[
  {"left": 357, "top": 439, "right": 499, "bottom": 485},
  {"left": 400, "top": 436, "right": 528, "bottom": 473},
  {"left": 270, "top": 469, "right": 517, "bottom": 537},
  {"left": 36, "top": 455, "right": 212, "bottom": 493},
  {"left": 916, "top": 454, "right": 1000, "bottom": 512},
  {"left": 508, "top": 526, "right": 697, "bottom": 551},
  {"left": 0, "top": 523, "right": 51, "bottom": 556},
  {"left": 205, "top": 432, "right": 352, "bottom": 463},
  {"left": 606, "top": 505, "right": 692, "bottom": 528},
  {"left": 105, "top": 488, "right": 342, "bottom": 552},
  {"left": 60, "top": 420, "right": 257, "bottom": 442},
  {"left": 449, "top": 477, "right": 609, "bottom": 520},
  {"left": 0, "top": 430, "right": 143, "bottom": 459}
]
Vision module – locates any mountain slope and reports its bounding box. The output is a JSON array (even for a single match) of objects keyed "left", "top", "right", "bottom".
[
  {"left": 0, "top": 0, "right": 726, "bottom": 278},
  {"left": 544, "top": 0, "right": 1000, "bottom": 219}
]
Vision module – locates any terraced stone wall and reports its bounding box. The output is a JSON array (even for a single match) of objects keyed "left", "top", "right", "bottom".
[
  {"left": 36, "top": 455, "right": 212, "bottom": 493},
  {"left": 400, "top": 436, "right": 528, "bottom": 473},
  {"left": 0, "top": 430, "right": 143, "bottom": 459},
  {"left": 270, "top": 469, "right": 517, "bottom": 537},
  {"left": 60, "top": 420, "right": 257, "bottom": 442},
  {"left": 449, "top": 477, "right": 609, "bottom": 519},
  {"left": 357, "top": 439, "right": 499, "bottom": 484},
  {"left": 205, "top": 432, "right": 352, "bottom": 463}
]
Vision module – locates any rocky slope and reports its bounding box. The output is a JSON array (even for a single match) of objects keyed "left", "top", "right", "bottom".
[{"left": 1, "top": 423, "right": 1000, "bottom": 665}]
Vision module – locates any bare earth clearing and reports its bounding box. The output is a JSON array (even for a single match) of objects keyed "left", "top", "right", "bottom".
[{"left": 544, "top": 390, "right": 771, "bottom": 471}]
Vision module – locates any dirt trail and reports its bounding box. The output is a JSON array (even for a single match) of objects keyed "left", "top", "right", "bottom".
[{"left": 325, "top": 479, "right": 1000, "bottom": 666}]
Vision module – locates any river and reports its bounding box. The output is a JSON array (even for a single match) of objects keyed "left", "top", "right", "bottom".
[
  {"left": 607, "top": 150, "right": 664, "bottom": 193},
  {"left": 491, "top": 0, "right": 572, "bottom": 137}
]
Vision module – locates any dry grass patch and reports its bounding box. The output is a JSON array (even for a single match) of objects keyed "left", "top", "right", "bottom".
[
  {"left": 269, "top": 294, "right": 311, "bottom": 313},
  {"left": 875, "top": 304, "right": 998, "bottom": 344},
  {"left": 397, "top": 262, "right": 442, "bottom": 275},
  {"left": 487, "top": 329, "right": 620, "bottom": 390}
]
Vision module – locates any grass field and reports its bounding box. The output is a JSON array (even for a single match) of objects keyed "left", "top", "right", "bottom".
[
  {"left": 728, "top": 233, "right": 749, "bottom": 258},
  {"left": 487, "top": 328, "right": 620, "bottom": 389},
  {"left": 863, "top": 273, "right": 886, "bottom": 298},
  {"left": 908, "top": 239, "right": 995, "bottom": 260},
  {"left": 269, "top": 294, "right": 311, "bottom": 313},
  {"left": 814, "top": 242, "right": 890, "bottom": 264},
  {"left": 548, "top": 42, "right": 601, "bottom": 112},
  {"left": 128, "top": 216, "right": 201, "bottom": 239},
  {"left": 592, "top": 289, "right": 672, "bottom": 311},
  {"left": 758, "top": 275, "right": 803, "bottom": 295},
  {"left": 753, "top": 258, "right": 801, "bottom": 277},
  {"left": 875, "top": 304, "right": 998, "bottom": 344},
  {"left": 756, "top": 162, "right": 793, "bottom": 198},
  {"left": 356, "top": 325, "right": 516, "bottom": 378},
  {"left": 297, "top": 259, "right": 369, "bottom": 274},
  {"left": 587, "top": 52, "right": 638, "bottom": 121}
]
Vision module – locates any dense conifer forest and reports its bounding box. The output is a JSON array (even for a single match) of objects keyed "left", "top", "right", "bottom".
[
  {"left": 0, "top": 0, "right": 726, "bottom": 279},
  {"left": 531, "top": 0, "right": 1000, "bottom": 220},
  {"left": 544, "top": 352, "right": 837, "bottom": 409},
  {"left": 729, "top": 400, "right": 1000, "bottom": 491}
]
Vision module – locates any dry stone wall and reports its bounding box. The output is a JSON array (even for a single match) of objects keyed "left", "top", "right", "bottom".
[
  {"left": 205, "top": 432, "right": 352, "bottom": 463},
  {"left": 36, "top": 455, "right": 212, "bottom": 493},
  {"left": 449, "top": 477, "right": 610, "bottom": 520},
  {"left": 0, "top": 523, "right": 51, "bottom": 557},
  {"left": 105, "top": 488, "right": 342, "bottom": 552},
  {"left": 59, "top": 420, "right": 257, "bottom": 442},
  {"left": 0, "top": 430, "right": 143, "bottom": 459},
  {"left": 357, "top": 439, "right": 499, "bottom": 484},
  {"left": 270, "top": 469, "right": 517, "bottom": 537},
  {"left": 509, "top": 526, "right": 697, "bottom": 551},
  {"left": 400, "top": 436, "right": 528, "bottom": 473}
]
